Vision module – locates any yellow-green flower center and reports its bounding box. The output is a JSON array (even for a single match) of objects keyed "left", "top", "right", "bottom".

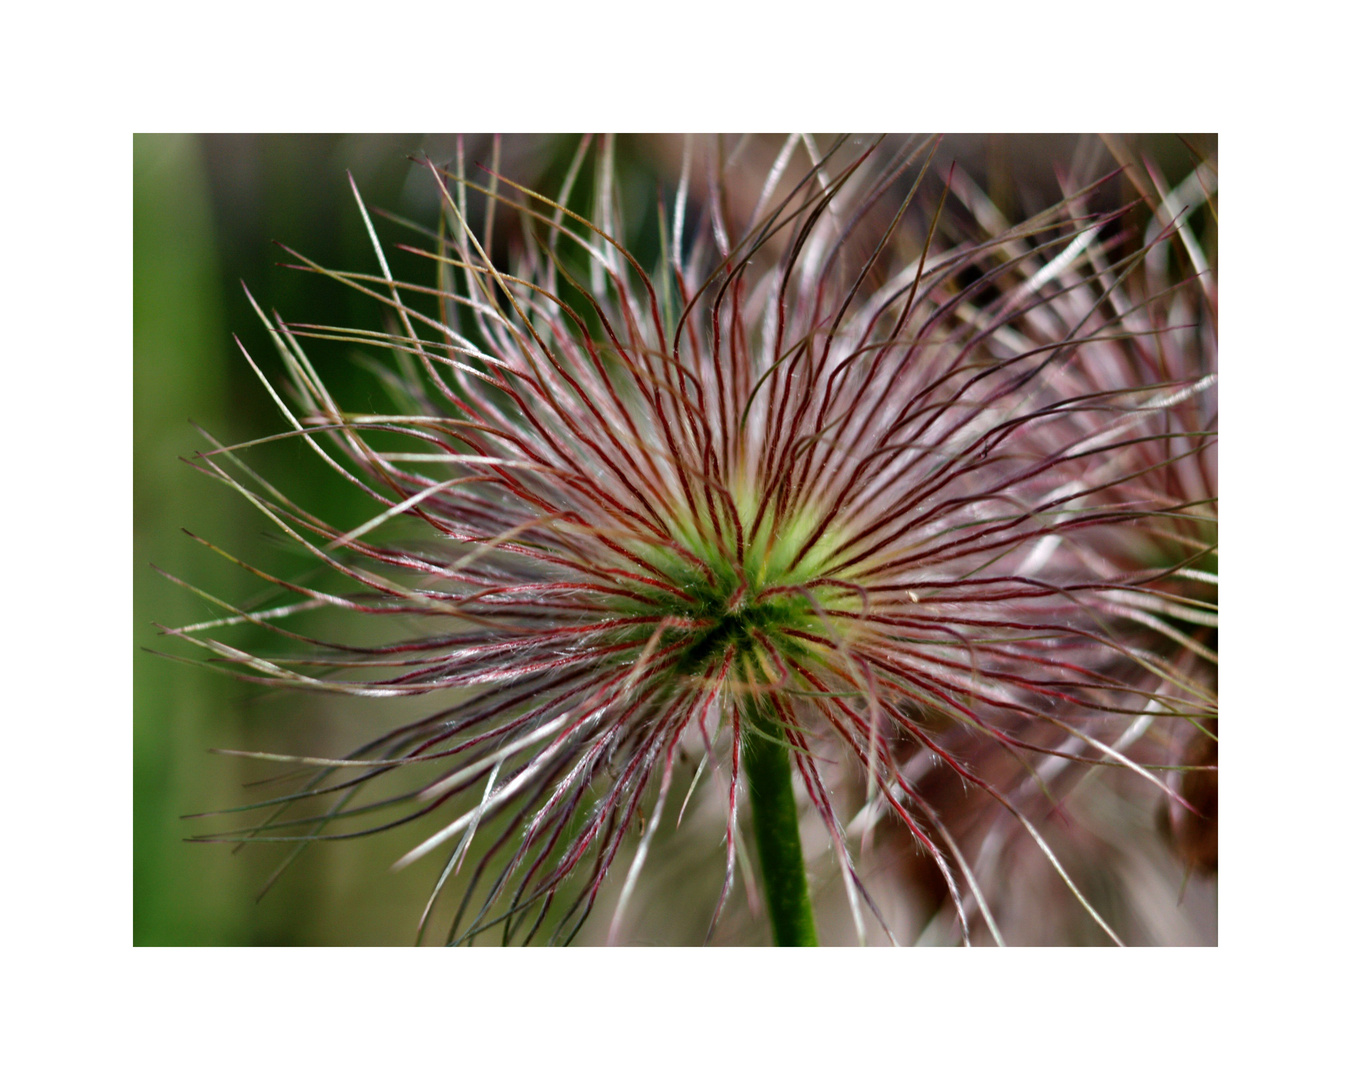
[{"left": 618, "top": 501, "right": 859, "bottom": 684}]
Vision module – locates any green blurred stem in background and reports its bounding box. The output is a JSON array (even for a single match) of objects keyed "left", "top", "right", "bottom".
[{"left": 134, "top": 134, "right": 249, "bottom": 944}]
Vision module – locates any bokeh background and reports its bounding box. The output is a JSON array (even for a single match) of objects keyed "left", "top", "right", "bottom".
[{"left": 133, "top": 134, "right": 1216, "bottom": 945}]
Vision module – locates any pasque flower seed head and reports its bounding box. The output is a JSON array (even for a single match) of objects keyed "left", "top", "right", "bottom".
[{"left": 164, "top": 134, "right": 1217, "bottom": 945}]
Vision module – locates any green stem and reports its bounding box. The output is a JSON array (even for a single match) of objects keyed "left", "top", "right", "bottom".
[{"left": 741, "top": 697, "right": 818, "bottom": 946}]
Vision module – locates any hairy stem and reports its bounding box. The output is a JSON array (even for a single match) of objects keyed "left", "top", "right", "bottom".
[{"left": 741, "top": 697, "right": 818, "bottom": 946}]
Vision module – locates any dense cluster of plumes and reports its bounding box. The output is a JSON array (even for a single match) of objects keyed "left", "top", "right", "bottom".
[{"left": 170, "top": 135, "right": 1216, "bottom": 945}]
